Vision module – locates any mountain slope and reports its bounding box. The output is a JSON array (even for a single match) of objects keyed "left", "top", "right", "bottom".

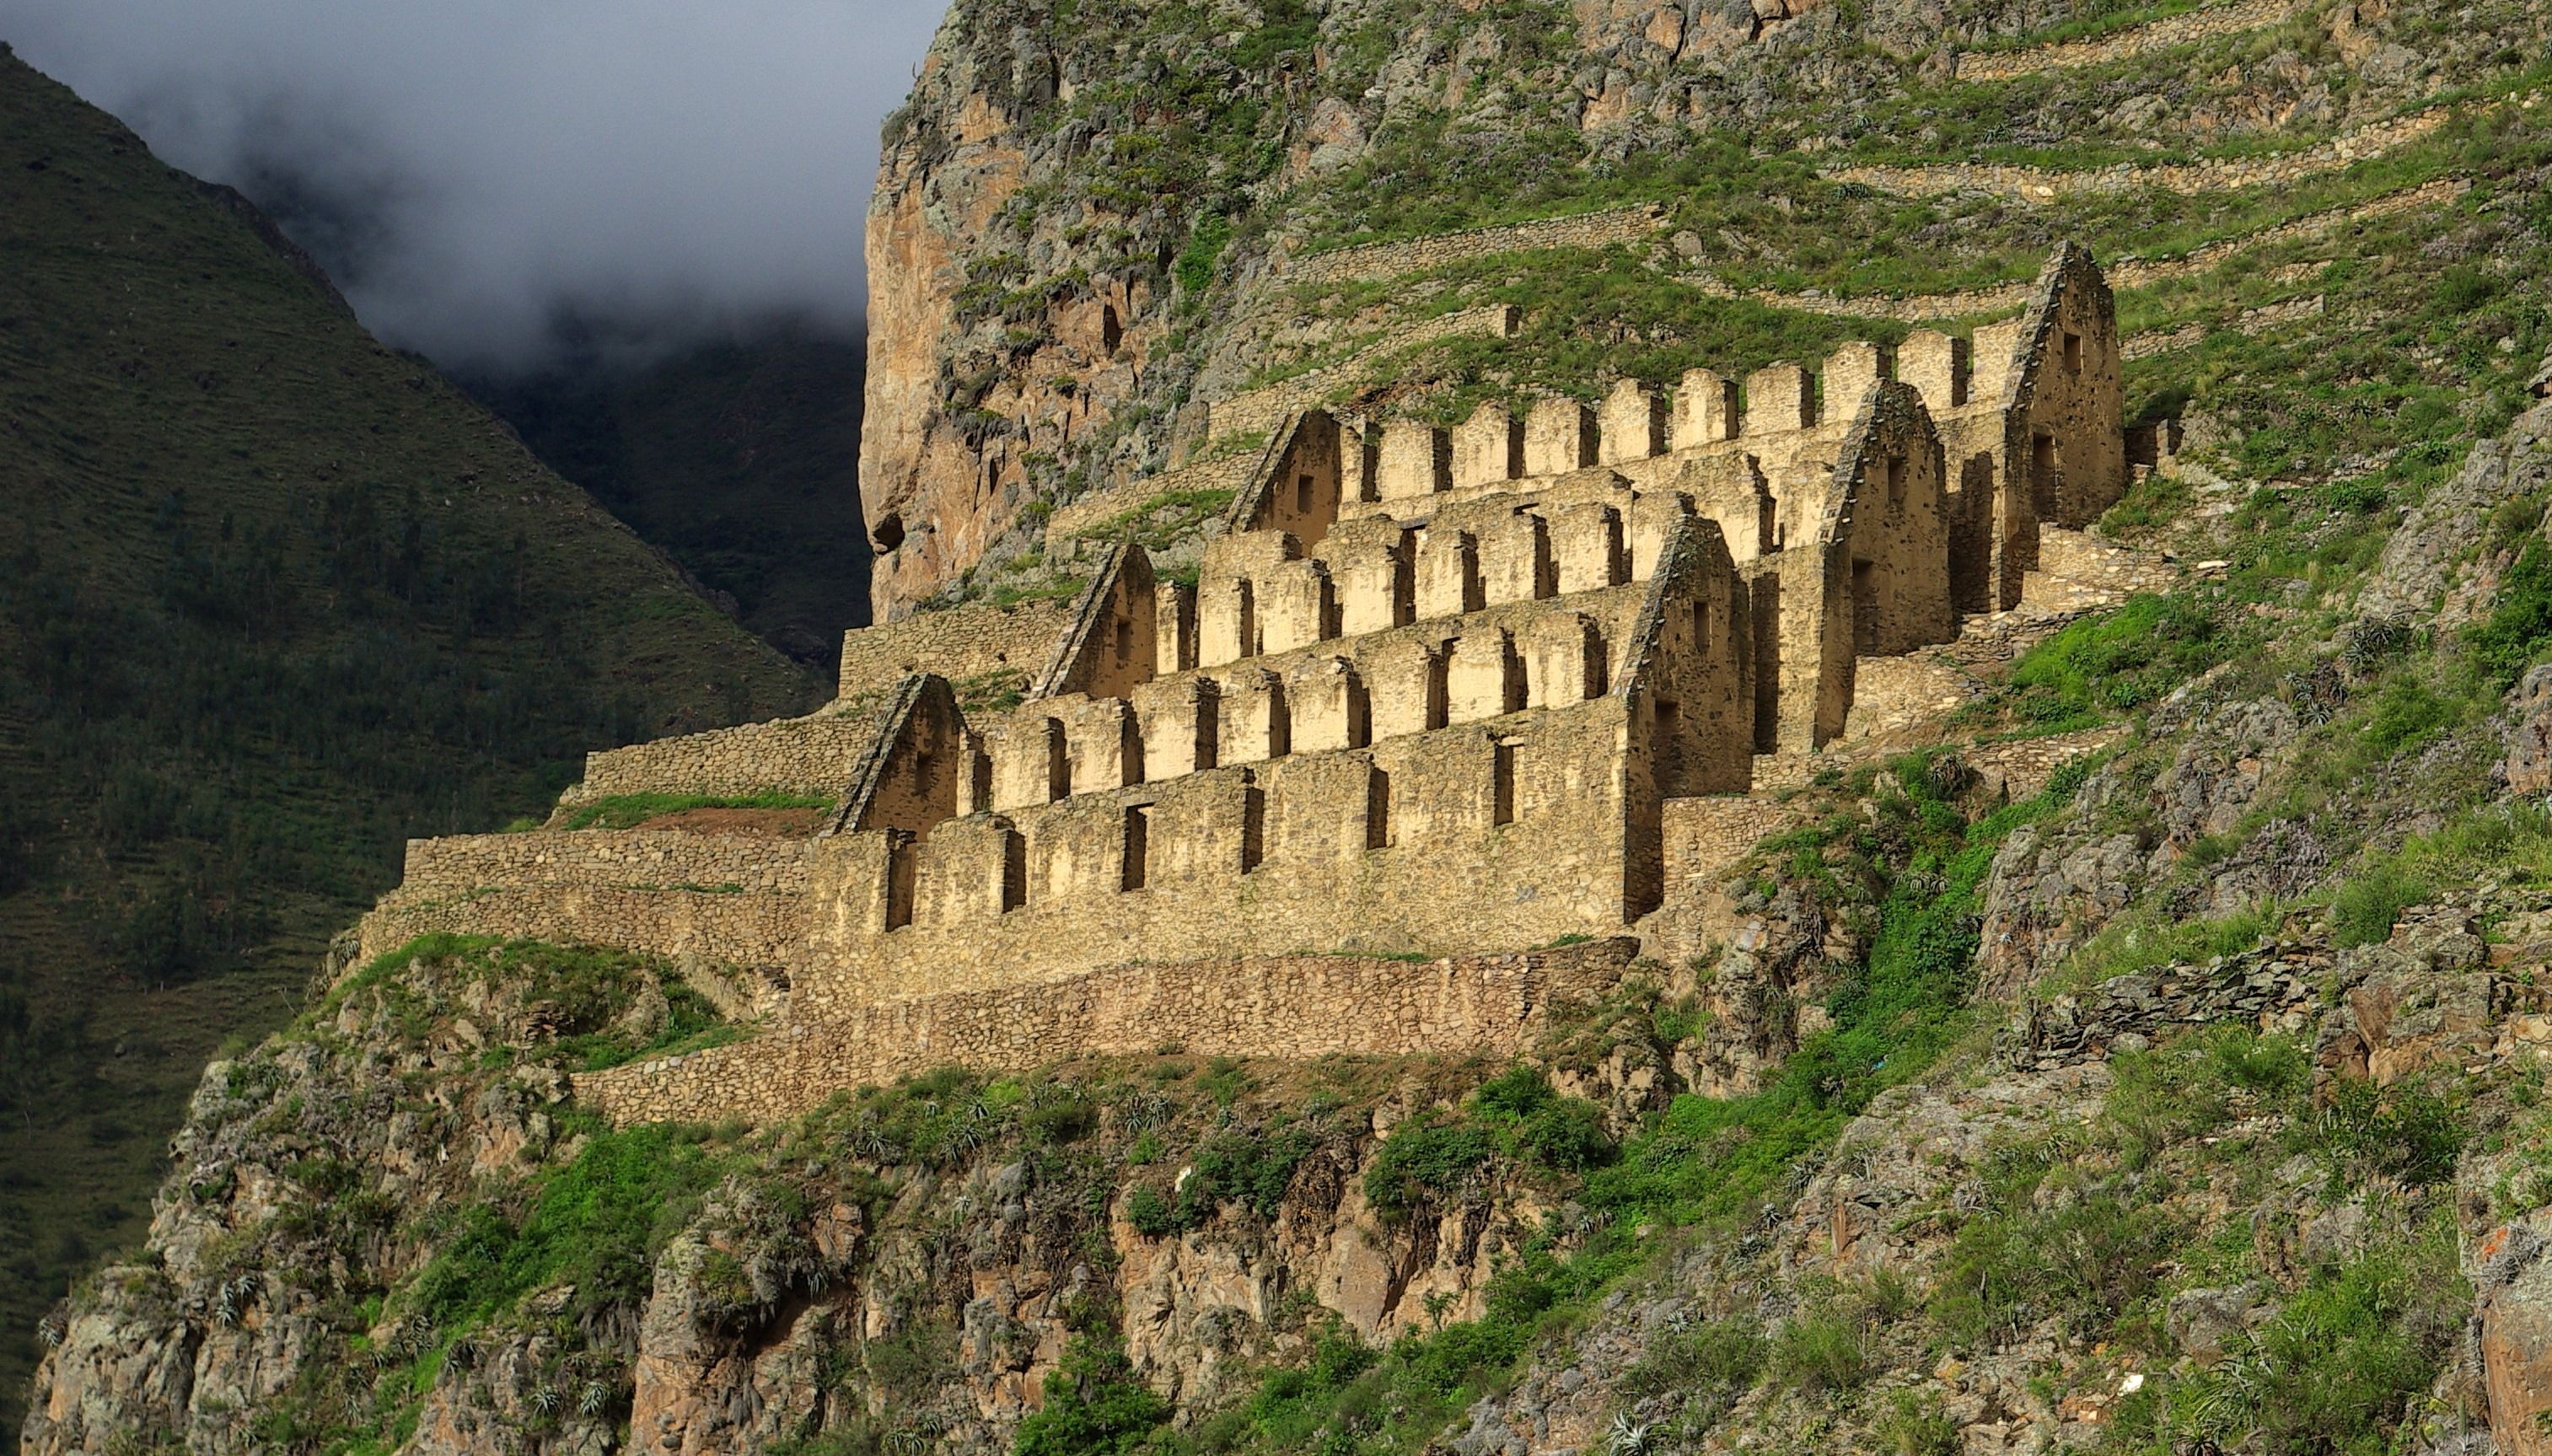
[
  {"left": 0, "top": 44, "right": 819, "bottom": 1427},
  {"left": 463, "top": 326, "right": 873, "bottom": 672}
]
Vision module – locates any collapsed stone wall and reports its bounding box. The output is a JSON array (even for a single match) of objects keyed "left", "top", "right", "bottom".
[{"left": 572, "top": 938, "right": 1642, "bottom": 1126}]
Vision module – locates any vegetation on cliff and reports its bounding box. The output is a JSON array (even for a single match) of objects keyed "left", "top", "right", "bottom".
[{"left": 0, "top": 47, "right": 819, "bottom": 1426}]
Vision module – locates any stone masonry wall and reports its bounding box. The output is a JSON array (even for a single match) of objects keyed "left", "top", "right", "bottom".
[
  {"left": 562, "top": 713, "right": 875, "bottom": 804},
  {"left": 572, "top": 938, "right": 1642, "bottom": 1126},
  {"left": 1281, "top": 206, "right": 1666, "bottom": 286},
  {"left": 836, "top": 596, "right": 1077, "bottom": 700},
  {"left": 357, "top": 884, "right": 810, "bottom": 968},
  {"left": 806, "top": 695, "right": 1645, "bottom": 1008},
  {"left": 1952, "top": 0, "right": 2308, "bottom": 81},
  {"left": 395, "top": 830, "right": 817, "bottom": 896},
  {"left": 1205, "top": 305, "right": 1522, "bottom": 444},
  {"left": 1825, "top": 108, "right": 2450, "bottom": 201}
]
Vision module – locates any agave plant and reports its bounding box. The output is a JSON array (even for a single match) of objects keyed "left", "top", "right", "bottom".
[
  {"left": 578, "top": 1379, "right": 612, "bottom": 1418},
  {"left": 1608, "top": 1412, "right": 1655, "bottom": 1455}
]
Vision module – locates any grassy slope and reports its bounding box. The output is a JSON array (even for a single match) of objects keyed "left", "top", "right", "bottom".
[
  {"left": 462, "top": 327, "right": 873, "bottom": 671},
  {"left": 0, "top": 46, "right": 819, "bottom": 1425}
]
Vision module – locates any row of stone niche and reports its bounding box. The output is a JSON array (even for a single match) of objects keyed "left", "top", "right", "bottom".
[
  {"left": 1172, "top": 496, "right": 1701, "bottom": 674},
  {"left": 1345, "top": 326, "right": 2023, "bottom": 502},
  {"left": 970, "top": 608, "right": 1649, "bottom": 817},
  {"left": 864, "top": 723, "right": 1590, "bottom": 932}
]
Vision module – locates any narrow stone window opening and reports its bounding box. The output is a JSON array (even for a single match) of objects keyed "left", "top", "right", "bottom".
[
  {"left": 970, "top": 752, "right": 993, "bottom": 814},
  {"left": 1885, "top": 454, "right": 1906, "bottom": 511},
  {"left": 1113, "top": 616, "right": 1135, "bottom": 666},
  {"left": 1491, "top": 740, "right": 1518, "bottom": 826},
  {"left": 884, "top": 830, "right": 916, "bottom": 930},
  {"left": 1045, "top": 718, "right": 1071, "bottom": 802},
  {"left": 1121, "top": 806, "right": 1150, "bottom": 891},
  {"left": 1296, "top": 473, "right": 1314, "bottom": 517},
  {"left": 2062, "top": 330, "right": 2082, "bottom": 375},
  {"left": 1239, "top": 785, "right": 1265, "bottom": 873},
  {"left": 1367, "top": 766, "right": 1393, "bottom": 850},
  {"left": 1000, "top": 829, "right": 1027, "bottom": 912}
]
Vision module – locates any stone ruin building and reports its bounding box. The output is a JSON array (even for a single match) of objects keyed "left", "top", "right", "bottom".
[{"left": 359, "top": 244, "right": 2140, "bottom": 1125}]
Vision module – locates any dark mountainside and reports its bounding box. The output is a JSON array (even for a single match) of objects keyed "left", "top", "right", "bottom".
[
  {"left": 21, "top": 0, "right": 2552, "bottom": 1449},
  {"left": 0, "top": 46, "right": 820, "bottom": 1432},
  {"left": 461, "top": 330, "right": 874, "bottom": 674}
]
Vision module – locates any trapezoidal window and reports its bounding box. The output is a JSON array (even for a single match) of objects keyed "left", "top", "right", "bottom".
[
  {"left": 1239, "top": 785, "right": 1266, "bottom": 873},
  {"left": 1044, "top": 718, "right": 1071, "bottom": 802},
  {"left": 1000, "top": 828, "right": 1028, "bottom": 913},
  {"left": 1884, "top": 454, "right": 1906, "bottom": 512},
  {"left": 1366, "top": 766, "right": 1394, "bottom": 850},
  {"left": 1491, "top": 740, "right": 1518, "bottom": 826},
  {"left": 884, "top": 831, "right": 916, "bottom": 930},
  {"left": 1121, "top": 806, "right": 1150, "bottom": 891},
  {"left": 2062, "top": 330, "right": 2083, "bottom": 376},
  {"left": 1295, "top": 473, "right": 1314, "bottom": 518}
]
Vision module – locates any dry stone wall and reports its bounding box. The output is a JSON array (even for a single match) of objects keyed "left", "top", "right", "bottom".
[
  {"left": 1953, "top": 0, "right": 2310, "bottom": 81},
  {"left": 1206, "top": 306, "right": 1521, "bottom": 443},
  {"left": 562, "top": 713, "right": 874, "bottom": 804},
  {"left": 396, "top": 831, "right": 815, "bottom": 895},
  {"left": 836, "top": 596, "right": 1076, "bottom": 700},
  {"left": 357, "top": 884, "right": 810, "bottom": 968},
  {"left": 572, "top": 939, "right": 1641, "bottom": 1125},
  {"left": 1825, "top": 108, "right": 2451, "bottom": 201},
  {"left": 1047, "top": 452, "right": 1262, "bottom": 541},
  {"left": 1280, "top": 206, "right": 1665, "bottom": 286}
]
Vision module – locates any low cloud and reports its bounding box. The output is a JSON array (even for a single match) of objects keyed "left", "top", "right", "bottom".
[{"left": 2, "top": 0, "right": 943, "bottom": 371}]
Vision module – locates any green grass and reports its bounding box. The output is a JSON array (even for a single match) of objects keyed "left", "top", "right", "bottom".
[
  {"left": 406, "top": 1121, "right": 726, "bottom": 1330},
  {"left": 1120, "top": 752, "right": 2093, "bottom": 1455},
  {"left": 556, "top": 790, "right": 835, "bottom": 831},
  {"left": 0, "top": 51, "right": 819, "bottom": 1421}
]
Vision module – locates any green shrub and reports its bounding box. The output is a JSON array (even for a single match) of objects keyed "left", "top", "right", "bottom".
[
  {"left": 2472, "top": 541, "right": 2552, "bottom": 684},
  {"left": 1768, "top": 1315, "right": 1867, "bottom": 1397},
  {"left": 1614, "top": 1319, "right": 1766, "bottom": 1406},
  {"left": 2331, "top": 869, "right": 2427, "bottom": 948},
  {"left": 2308, "top": 1080, "right": 2467, "bottom": 1188},
  {"left": 2155, "top": 1227, "right": 2463, "bottom": 1455},
  {"left": 1011, "top": 1339, "right": 1169, "bottom": 1456},
  {"left": 406, "top": 1122, "right": 722, "bottom": 1330},
  {"left": 2007, "top": 594, "right": 2222, "bottom": 727},
  {"left": 1363, "top": 1118, "right": 1496, "bottom": 1217}
]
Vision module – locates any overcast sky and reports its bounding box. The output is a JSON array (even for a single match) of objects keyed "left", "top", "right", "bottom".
[{"left": 0, "top": 0, "right": 947, "bottom": 373}]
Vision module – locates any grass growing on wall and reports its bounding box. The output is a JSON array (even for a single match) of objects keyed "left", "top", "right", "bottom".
[
  {"left": 555, "top": 790, "right": 837, "bottom": 831},
  {"left": 1096, "top": 750, "right": 2099, "bottom": 1455}
]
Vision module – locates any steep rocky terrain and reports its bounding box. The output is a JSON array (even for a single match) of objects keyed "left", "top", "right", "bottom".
[
  {"left": 0, "top": 47, "right": 819, "bottom": 1431},
  {"left": 22, "top": 0, "right": 2552, "bottom": 1449}
]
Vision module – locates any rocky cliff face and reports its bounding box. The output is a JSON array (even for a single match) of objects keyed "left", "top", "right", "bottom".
[{"left": 852, "top": 0, "right": 2533, "bottom": 617}]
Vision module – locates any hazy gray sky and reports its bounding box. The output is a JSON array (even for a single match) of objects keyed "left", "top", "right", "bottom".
[{"left": 0, "top": 0, "right": 947, "bottom": 371}]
